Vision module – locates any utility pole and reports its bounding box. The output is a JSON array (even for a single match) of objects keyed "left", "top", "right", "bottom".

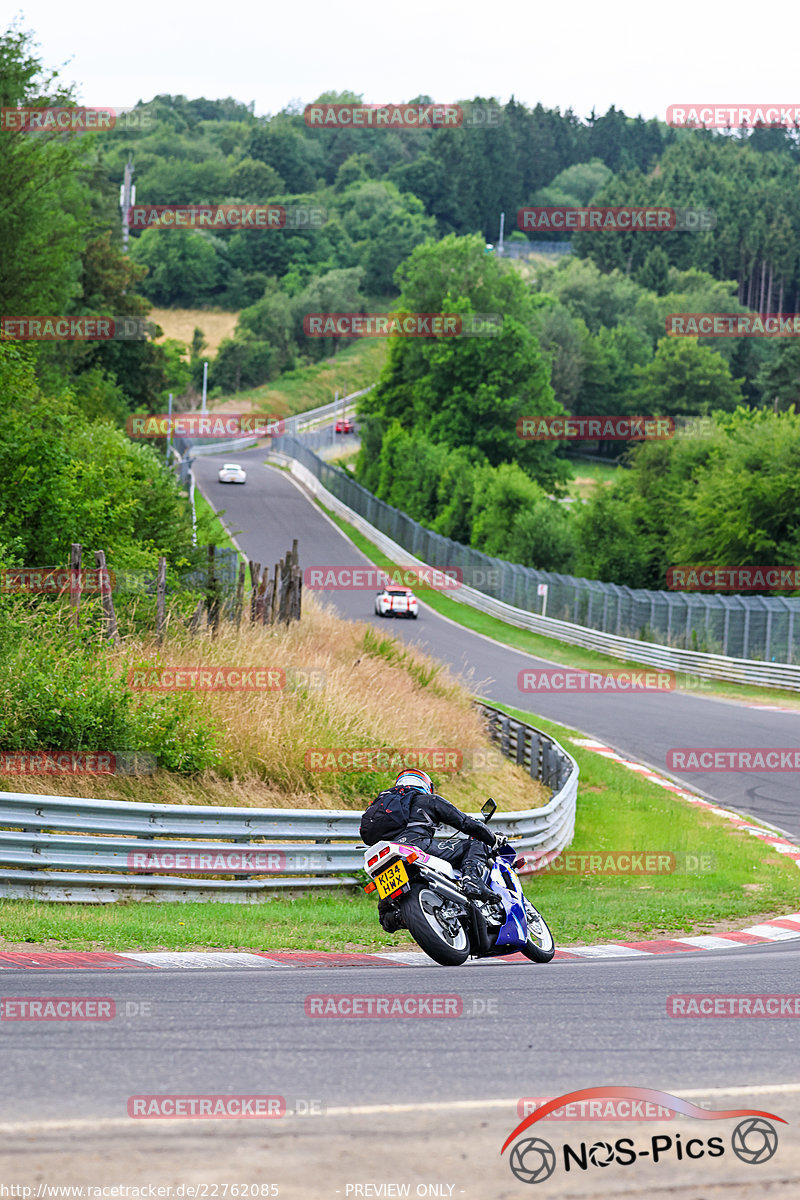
[
  {"left": 120, "top": 157, "right": 135, "bottom": 253},
  {"left": 498, "top": 212, "right": 505, "bottom": 256}
]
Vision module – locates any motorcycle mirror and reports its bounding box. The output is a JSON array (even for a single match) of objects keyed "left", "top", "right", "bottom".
[{"left": 481, "top": 797, "right": 497, "bottom": 820}]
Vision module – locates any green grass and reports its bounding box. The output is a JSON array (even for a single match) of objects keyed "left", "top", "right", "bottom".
[
  {"left": 489, "top": 701, "right": 800, "bottom": 944},
  {"left": 566, "top": 456, "right": 624, "bottom": 500},
  {"left": 215, "top": 340, "right": 387, "bottom": 416},
  {"left": 314, "top": 493, "right": 800, "bottom": 711},
  {"left": 194, "top": 486, "right": 245, "bottom": 560}
]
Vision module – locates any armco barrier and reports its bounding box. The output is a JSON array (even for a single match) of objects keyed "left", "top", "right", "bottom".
[
  {"left": 0, "top": 705, "right": 577, "bottom": 902},
  {"left": 272, "top": 446, "right": 800, "bottom": 691}
]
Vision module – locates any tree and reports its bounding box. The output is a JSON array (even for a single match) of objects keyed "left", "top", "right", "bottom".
[
  {"left": 0, "top": 27, "right": 90, "bottom": 315},
  {"left": 0, "top": 342, "right": 193, "bottom": 569},
  {"left": 228, "top": 158, "right": 285, "bottom": 200},
  {"left": 471, "top": 462, "right": 576, "bottom": 571},
  {"left": 632, "top": 337, "right": 744, "bottom": 418},
  {"left": 756, "top": 340, "right": 800, "bottom": 411},
  {"left": 129, "top": 229, "right": 226, "bottom": 306},
  {"left": 359, "top": 234, "right": 569, "bottom": 493},
  {"left": 334, "top": 180, "right": 436, "bottom": 295}
]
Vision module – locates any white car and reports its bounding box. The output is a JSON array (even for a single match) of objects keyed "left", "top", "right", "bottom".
[
  {"left": 375, "top": 586, "right": 418, "bottom": 619},
  {"left": 218, "top": 463, "right": 246, "bottom": 484}
]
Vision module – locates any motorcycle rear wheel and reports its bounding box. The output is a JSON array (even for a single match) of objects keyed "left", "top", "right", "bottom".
[
  {"left": 401, "top": 883, "right": 470, "bottom": 965},
  {"left": 520, "top": 900, "right": 555, "bottom": 962}
]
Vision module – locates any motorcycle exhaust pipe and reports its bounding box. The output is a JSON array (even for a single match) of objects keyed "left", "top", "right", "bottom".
[{"left": 417, "top": 869, "right": 469, "bottom": 907}]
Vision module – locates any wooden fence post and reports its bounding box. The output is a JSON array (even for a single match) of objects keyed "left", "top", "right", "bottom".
[
  {"left": 189, "top": 599, "right": 204, "bottom": 635},
  {"left": 255, "top": 566, "right": 268, "bottom": 622},
  {"left": 206, "top": 544, "right": 220, "bottom": 639},
  {"left": 235, "top": 560, "right": 246, "bottom": 629},
  {"left": 263, "top": 567, "right": 275, "bottom": 625},
  {"left": 70, "top": 543, "right": 82, "bottom": 628},
  {"left": 156, "top": 556, "right": 167, "bottom": 642},
  {"left": 94, "top": 550, "right": 119, "bottom": 645},
  {"left": 293, "top": 564, "right": 302, "bottom": 621},
  {"left": 271, "top": 561, "right": 281, "bottom": 624},
  {"left": 249, "top": 561, "right": 261, "bottom": 622}
]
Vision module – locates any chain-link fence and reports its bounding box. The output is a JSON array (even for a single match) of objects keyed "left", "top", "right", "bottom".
[{"left": 275, "top": 434, "right": 800, "bottom": 665}]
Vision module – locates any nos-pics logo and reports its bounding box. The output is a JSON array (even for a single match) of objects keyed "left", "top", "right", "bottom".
[{"left": 501, "top": 1087, "right": 783, "bottom": 1184}]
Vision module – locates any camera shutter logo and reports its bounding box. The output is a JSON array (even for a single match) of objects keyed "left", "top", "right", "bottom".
[
  {"left": 731, "top": 1117, "right": 779, "bottom": 1164},
  {"left": 509, "top": 1137, "right": 557, "bottom": 1184}
]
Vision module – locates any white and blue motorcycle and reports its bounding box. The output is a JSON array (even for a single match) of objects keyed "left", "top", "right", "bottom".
[{"left": 364, "top": 798, "right": 555, "bottom": 966}]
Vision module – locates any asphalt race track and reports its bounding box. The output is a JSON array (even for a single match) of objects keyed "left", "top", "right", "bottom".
[
  {"left": 1, "top": 950, "right": 799, "bottom": 1196},
  {"left": 196, "top": 447, "right": 800, "bottom": 838}
]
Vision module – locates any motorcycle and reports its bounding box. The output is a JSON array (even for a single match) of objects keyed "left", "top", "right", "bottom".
[{"left": 363, "top": 798, "right": 555, "bottom": 966}]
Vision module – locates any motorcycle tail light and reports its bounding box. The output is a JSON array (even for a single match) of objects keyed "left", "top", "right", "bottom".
[
  {"left": 367, "top": 855, "right": 379, "bottom": 866},
  {"left": 378, "top": 846, "right": 390, "bottom": 859}
]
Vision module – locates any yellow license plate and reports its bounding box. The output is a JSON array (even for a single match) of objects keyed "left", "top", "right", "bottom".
[{"left": 375, "top": 859, "right": 409, "bottom": 899}]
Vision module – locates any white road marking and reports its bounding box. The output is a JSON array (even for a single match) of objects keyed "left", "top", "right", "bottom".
[{"left": 121, "top": 952, "right": 275, "bottom": 969}]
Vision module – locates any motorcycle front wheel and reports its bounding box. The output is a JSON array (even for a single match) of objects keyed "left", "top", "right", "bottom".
[
  {"left": 400, "top": 883, "right": 470, "bottom": 965},
  {"left": 520, "top": 899, "right": 555, "bottom": 962}
]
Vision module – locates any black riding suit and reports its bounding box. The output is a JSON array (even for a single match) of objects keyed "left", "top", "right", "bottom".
[{"left": 394, "top": 790, "right": 495, "bottom": 880}]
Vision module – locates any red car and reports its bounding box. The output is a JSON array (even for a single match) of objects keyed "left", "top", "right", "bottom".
[{"left": 335, "top": 418, "right": 354, "bottom": 434}]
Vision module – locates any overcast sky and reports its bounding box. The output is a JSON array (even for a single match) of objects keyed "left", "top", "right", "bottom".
[{"left": 9, "top": 0, "right": 800, "bottom": 123}]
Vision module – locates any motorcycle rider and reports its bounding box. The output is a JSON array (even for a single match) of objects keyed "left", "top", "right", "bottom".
[{"left": 360, "top": 767, "right": 499, "bottom": 899}]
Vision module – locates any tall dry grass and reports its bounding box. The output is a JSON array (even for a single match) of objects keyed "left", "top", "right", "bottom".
[{"left": 5, "top": 596, "right": 548, "bottom": 813}]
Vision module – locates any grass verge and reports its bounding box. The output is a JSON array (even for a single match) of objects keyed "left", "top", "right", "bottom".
[
  {"left": 314, "top": 493, "right": 800, "bottom": 711},
  {"left": 215, "top": 340, "right": 387, "bottom": 418},
  {"left": 194, "top": 487, "right": 244, "bottom": 558}
]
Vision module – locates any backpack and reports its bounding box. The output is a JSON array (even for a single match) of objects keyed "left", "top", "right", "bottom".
[{"left": 360, "top": 788, "right": 415, "bottom": 845}]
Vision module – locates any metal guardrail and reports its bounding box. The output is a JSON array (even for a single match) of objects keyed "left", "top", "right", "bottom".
[
  {"left": 171, "top": 389, "right": 371, "bottom": 461},
  {"left": 274, "top": 442, "right": 800, "bottom": 691},
  {"left": 0, "top": 705, "right": 578, "bottom": 902}
]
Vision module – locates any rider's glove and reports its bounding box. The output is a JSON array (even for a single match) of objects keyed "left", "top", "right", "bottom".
[{"left": 492, "top": 833, "right": 509, "bottom": 851}]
